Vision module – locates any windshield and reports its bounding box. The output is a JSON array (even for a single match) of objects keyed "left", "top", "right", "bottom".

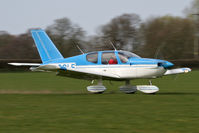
[
  {"left": 118, "top": 51, "right": 140, "bottom": 63},
  {"left": 118, "top": 51, "right": 140, "bottom": 59}
]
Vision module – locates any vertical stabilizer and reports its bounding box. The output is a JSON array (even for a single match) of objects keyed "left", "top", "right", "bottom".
[{"left": 31, "top": 29, "right": 64, "bottom": 63}]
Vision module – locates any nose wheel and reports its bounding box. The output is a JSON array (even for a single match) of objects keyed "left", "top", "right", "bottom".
[{"left": 136, "top": 80, "right": 159, "bottom": 94}]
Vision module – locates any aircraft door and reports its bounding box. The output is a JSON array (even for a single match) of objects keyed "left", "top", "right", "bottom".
[
  {"left": 101, "top": 52, "right": 118, "bottom": 65},
  {"left": 117, "top": 52, "right": 130, "bottom": 64},
  {"left": 101, "top": 52, "right": 118, "bottom": 75},
  {"left": 117, "top": 52, "right": 137, "bottom": 78}
]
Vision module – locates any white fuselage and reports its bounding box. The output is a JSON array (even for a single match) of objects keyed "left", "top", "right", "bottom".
[
  {"left": 76, "top": 64, "right": 166, "bottom": 79},
  {"left": 39, "top": 63, "right": 167, "bottom": 79}
]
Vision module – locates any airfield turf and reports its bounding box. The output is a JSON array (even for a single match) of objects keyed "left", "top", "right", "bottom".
[{"left": 0, "top": 71, "right": 198, "bottom": 133}]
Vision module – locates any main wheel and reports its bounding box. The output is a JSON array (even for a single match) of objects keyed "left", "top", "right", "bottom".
[
  {"left": 87, "top": 85, "right": 107, "bottom": 94},
  {"left": 119, "top": 85, "right": 137, "bottom": 94}
]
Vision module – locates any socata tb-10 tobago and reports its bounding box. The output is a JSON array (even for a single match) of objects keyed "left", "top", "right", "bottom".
[{"left": 9, "top": 29, "right": 191, "bottom": 94}]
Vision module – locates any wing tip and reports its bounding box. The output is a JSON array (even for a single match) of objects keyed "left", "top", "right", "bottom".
[{"left": 8, "top": 63, "right": 21, "bottom": 66}]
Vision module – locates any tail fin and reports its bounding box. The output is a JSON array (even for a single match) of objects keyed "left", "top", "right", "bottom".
[{"left": 31, "top": 29, "right": 64, "bottom": 63}]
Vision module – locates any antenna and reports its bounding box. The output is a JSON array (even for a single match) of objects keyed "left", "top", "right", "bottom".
[
  {"left": 72, "top": 40, "right": 84, "bottom": 54},
  {"left": 76, "top": 45, "right": 84, "bottom": 54},
  {"left": 109, "top": 41, "right": 117, "bottom": 51}
]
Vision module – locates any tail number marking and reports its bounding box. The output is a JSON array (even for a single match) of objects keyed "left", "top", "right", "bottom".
[{"left": 58, "top": 63, "right": 76, "bottom": 70}]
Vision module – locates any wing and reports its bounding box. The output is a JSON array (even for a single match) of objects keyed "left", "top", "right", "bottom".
[
  {"left": 8, "top": 63, "right": 41, "bottom": 66},
  {"left": 34, "top": 64, "right": 121, "bottom": 80},
  {"left": 164, "top": 68, "right": 191, "bottom": 75},
  {"left": 57, "top": 70, "right": 121, "bottom": 81},
  {"left": 8, "top": 63, "right": 120, "bottom": 79}
]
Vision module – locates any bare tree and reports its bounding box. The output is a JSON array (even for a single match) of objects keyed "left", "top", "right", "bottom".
[
  {"left": 184, "top": 0, "right": 199, "bottom": 17},
  {"left": 46, "top": 17, "right": 86, "bottom": 57},
  {"left": 97, "top": 13, "right": 141, "bottom": 51},
  {"left": 140, "top": 16, "right": 194, "bottom": 59}
]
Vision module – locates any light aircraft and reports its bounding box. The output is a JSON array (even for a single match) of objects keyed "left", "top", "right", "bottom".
[{"left": 9, "top": 29, "right": 191, "bottom": 94}]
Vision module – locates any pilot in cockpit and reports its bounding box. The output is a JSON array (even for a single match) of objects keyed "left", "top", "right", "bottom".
[{"left": 108, "top": 57, "right": 118, "bottom": 64}]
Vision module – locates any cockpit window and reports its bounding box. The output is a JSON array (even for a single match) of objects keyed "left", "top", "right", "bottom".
[
  {"left": 118, "top": 53, "right": 128, "bottom": 63},
  {"left": 118, "top": 51, "right": 140, "bottom": 63},
  {"left": 86, "top": 52, "right": 98, "bottom": 63},
  {"left": 102, "top": 52, "right": 118, "bottom": 65}
]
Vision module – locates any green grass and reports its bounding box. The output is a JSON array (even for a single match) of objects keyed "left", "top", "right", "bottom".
[{"left": 0, "top": 71, "right": 198, "bottom": 133}]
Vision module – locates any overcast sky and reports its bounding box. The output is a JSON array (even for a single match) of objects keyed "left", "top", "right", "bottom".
[{"left": 0, "top": 0, "right": 193, "bottom": 35}]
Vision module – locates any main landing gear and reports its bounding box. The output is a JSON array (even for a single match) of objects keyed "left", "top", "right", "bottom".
[
  {"left": 87, "top": 78, "right": 106, "bottom": 94},
  {"left": 119, "top": 80, "right": 137, "bottom": 94}
]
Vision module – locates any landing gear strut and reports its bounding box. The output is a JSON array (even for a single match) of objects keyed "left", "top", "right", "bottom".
[{"left": 149, "top": 80, "right": 152, "bottom": 85}]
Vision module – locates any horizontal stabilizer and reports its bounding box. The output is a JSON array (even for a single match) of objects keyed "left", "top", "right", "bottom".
[
  {"left": 164, "top": 68, "right": 191, "bottom": 75},
  {"left": 8, "top": 63, "right": 40, "bottom": 66}
]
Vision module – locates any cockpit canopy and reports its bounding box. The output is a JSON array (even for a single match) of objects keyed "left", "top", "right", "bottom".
[
  {"left": 118, "top": 51, "right": 141, "bottom": 59},
  {"left": 86, "top": 50, "right": 141, "bottom": 64},
  {"left": 118, "top": 51, "right": 140, "bottom": 63}
]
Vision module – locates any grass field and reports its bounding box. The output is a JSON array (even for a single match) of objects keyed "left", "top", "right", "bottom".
[{"left": 0, "top": 71, "right": 198, "bottom": 133}]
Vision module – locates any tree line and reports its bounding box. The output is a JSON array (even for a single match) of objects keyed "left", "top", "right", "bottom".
[{"left": 0, "top": 0, "right": 198, "bottom": 60}]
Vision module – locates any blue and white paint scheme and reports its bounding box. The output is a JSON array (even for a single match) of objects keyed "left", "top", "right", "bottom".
[{"left": 9, "top": 29, "right": 191, "bottom": 94}]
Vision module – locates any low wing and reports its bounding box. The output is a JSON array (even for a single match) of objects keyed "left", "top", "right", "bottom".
[
  {"left": 9, "top": 63, "right": 120, "bottom": 80},
  {"left": 164, "top": 68, "right": 191, "bottom": 75},
  {"left": 57, "top": 69, "right": 120, "bottom": 80},
  {"left": 8, "top": 63, "right": 41, "bottom": 66},
  {"left": 36, "top": 64, "right": 120, "bottom": 79},
  {"left": 67, "top": 68, "right": 120, "bottom": 79}
]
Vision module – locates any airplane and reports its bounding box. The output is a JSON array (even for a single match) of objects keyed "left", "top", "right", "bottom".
[{"left": 9, "top": 29, "right": 191, "bottom": 94}]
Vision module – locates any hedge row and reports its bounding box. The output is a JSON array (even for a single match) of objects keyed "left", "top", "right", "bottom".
[{"left": 0, "top": 59, "right": 41, "bottom": 71}]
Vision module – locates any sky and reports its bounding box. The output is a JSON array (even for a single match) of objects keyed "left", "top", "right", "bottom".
[{"left": 0, "top": 0, "right": 193, "bottom": 35}]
